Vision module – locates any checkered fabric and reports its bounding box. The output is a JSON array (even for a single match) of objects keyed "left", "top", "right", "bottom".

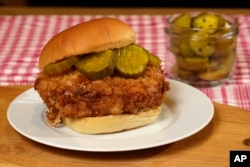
[{"left": 0, "top": 15, "right": 250, "bottom": 110}]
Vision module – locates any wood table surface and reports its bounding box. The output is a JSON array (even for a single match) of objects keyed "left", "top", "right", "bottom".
[
  {"left": 1, "top": 7, "right": 250, "bottom": 167},
  {"left": 1, "top": 6, "right": 250, "bottom": 15}
]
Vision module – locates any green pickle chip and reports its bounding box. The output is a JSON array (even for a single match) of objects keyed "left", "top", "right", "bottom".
[
  {"left": 115, "top": 44, "right": 149, "bottom": 78},
  {"left": 172, "top": 13, "right": 191, "bottom": 28},
  {"left": 75, "top": 50, "right": 115, "bottom": 80},
  {"left": 177, "top": 56, "right": 209, "bottom": 71},
  {"left": 44, "top": 56, "right": 80, "bottom": 76},
  {"left": 216, "top": 14, "right": 227, "bottom": 27},
  {"left": 178, "top": 39, "right": 195, "bottom": 57},
  {"left": 198, "top": 62, "right": 230, "bottom": 81},
  {"left": 147, "top": 52, "right": 161, "bottom": 67},
  {"left": 44, "top": 44, "right": 162, "bottom": 80},
  {"left": 192, "top": 12, "right": 220, "bottom": 31},
  {"left": 189, "top": 32, "right": 215, "bottom": 57}
]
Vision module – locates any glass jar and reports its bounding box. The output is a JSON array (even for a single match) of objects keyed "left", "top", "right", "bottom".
[{"left": 165, "top": 12, "right": 239, "bottom": 87}]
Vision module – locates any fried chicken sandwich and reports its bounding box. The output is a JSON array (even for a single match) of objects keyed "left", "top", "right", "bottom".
[{"left": 34, "top": 17, "right": 170, "bottom": 134}]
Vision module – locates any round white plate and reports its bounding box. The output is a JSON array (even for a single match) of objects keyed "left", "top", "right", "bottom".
[{"left": 7, "top": 79, "right": 214, "bottom": 152}]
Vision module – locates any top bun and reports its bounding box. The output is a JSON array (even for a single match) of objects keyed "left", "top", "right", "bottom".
[{"left": 38, "top": 17, "right": 136, "bottom": 69}]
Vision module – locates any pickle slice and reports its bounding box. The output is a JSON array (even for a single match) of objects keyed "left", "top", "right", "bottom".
[
  {"left": 177, "top": 56, "right": 209, "bottom": 71},
  {"left": 115, "top": 44, "right": 149, "bottom": 78},
  {"left": 215, "top": 36, "right": 236, "bottom": 57},
  {"left": 192, "top": 12, "right": 219, "bottom": 30},
  {"left": 198, "top": 62, "right": 229, "bottom": 81},
  {"left": 189, "top": 33, "right": 215, "bottom": 57},
  {"left": 148, "top": 52, "right": 161, "bottom": 67},
  {"left": 178, "top": 39, "right": 195, "bottom": 57},
  {"left": 75, "top": 50, "right": 115, "bottom": 80},
  {"left": 174, "top": 66, "right": 198, "bottom": 81},
  {"left": 216, "top": 14, "right": 227, "bottom": 28},
  {"left": 44, "top": 56, "right": 80, "bottom": 76},
  {"left": 172, "top": 12, "right": 191, "bottom": 28}
]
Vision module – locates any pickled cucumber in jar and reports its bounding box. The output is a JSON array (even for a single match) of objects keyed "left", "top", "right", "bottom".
[
  {"left": 173, "top": 65, "right": 198, "bottom": 81},
  {"left": 178, "top": 39, "right": 195, "bottom": 57},
  {"left": 172, "top": 12, "right": 191, "bottom": 28},
  {"left": 177, "top": 56, "right": 209, "bottom": 71},
  {"left": 169, "top": 37, "right": 181, "bottom": 55},
  {"left": 192, "top": 12, "right": 220, "bottom": 32},
  {"left": 215, "top": 36, "right": 236, "bottom": 57},
  {"left": 189, "top": 32, "right": 215, "bottom": 57},
  {"left": 217, "top": 50, "right": 236, "bottom": 69},
  {"left": 198, "top": 62, "right": 230, "bottom": 81},
  {"left": 167, "top": 12, "right": 238, "bottom": 84},
  {"left": 216, "top": 14, "right": 227, "bottom": 27}
]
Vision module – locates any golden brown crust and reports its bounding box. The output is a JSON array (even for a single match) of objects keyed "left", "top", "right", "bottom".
[
  {"left": 38, "top": 17, "right": 136, "bottom": 69},
  {"left": 62, "top": 107, "right": 162, "bottom": 134},
  {"left": 34, "top": 66, "right": 169, "bottom": 125}
]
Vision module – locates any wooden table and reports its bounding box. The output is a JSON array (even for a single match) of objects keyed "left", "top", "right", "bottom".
[
  {"left": 1, "top": 6, "right": 250, "bottom": 15},
  {"left": 1, "top": 7, "right": 250, "bottom": 167}
]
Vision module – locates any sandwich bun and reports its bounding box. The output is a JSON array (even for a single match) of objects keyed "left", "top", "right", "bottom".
[
  {"left": 38, "top": 17, "right": 136, "bottom": 69},
  {"left": 63, "top": 107, "right": 161, "bottom": 134}
]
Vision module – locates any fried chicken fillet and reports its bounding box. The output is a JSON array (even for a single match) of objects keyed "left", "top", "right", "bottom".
[{"left": 35, "top": 66, "right": 169, "bottom": 124}]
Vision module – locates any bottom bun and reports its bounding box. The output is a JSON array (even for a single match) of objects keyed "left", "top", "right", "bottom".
[{"left": 62, "top": 107, "right": 162, "bottom": 134}]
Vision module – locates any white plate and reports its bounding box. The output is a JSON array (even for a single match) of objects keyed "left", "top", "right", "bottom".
[{"left": 7, "top": 79, "right": 214, "bottom": 152}]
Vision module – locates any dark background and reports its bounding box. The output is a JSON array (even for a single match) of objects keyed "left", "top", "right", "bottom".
[{"left": 26, "top": 1, "right": 250, "bottom": 8}]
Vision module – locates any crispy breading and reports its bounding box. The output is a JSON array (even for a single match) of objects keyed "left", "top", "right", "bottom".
[{"left": 34, "top": 66, "right": 169, "bottom": 125}]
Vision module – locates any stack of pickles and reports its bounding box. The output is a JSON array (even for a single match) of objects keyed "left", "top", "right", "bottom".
[
  {"left": 43, "top": 44, "right": 161, "bottom": 80},
  {"left": 166, "top": 12, "right": 239, "bottom": 86}
]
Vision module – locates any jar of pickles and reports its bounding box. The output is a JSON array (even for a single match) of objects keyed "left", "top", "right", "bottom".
[{"left": 165, "top": 12, "right": 239, "bottom": 86}]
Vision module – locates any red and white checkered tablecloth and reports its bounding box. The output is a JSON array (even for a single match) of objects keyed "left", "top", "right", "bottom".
[{"left": 1, "top": 15, "right": 250, "bottom": 110}]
